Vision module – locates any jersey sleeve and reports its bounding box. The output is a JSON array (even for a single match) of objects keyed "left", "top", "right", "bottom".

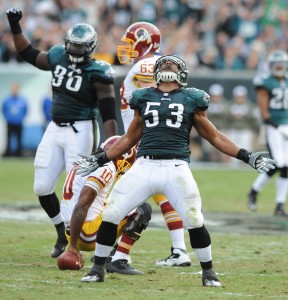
[
  {"left": 186, "top": 88, "right": 210, "bottom": 111},
  {"left": 85, "top": 164, "right": 115, "bottom": 192},
  {"left": 253, "top": 74, "right": 266, "bottom": 89},
  {"left": 89, "top": 60, "right": 117, "bottom": 84},
  {"left": 47, "top": 45, "right": 65, "bottom": 66},
  {"left": 129, "top": 88, "right": 147, "bottom": 110}
]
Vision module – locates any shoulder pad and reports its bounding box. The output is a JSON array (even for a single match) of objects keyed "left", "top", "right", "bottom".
[
  {"left": 87, "top": 60, "right": 117, "bottom": 83},
  {"left": 185, "top": 87, "right": 210, "bottom": 108}
]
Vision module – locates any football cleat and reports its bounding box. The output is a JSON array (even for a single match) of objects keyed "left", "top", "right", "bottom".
[
  {"left": 106, "top": 259, "right": 143, "bottom": 275},
  {"left": 274, "top": 204, "right": 288, "bottom": 217},
  {"left": 81, "top": 265, "right": 105, "bottom": 282},
  {"left": 202, "top": 269, "right": 222, "bottom": 287},
  {"left": 51, "top": 241, "right": 68, "bottom": 258},
  {"left": 247, "top": 190, "right": 257, "bottom": 212},
  {"left": 155, "top": 247, "right": 191, "bottom": 267}
]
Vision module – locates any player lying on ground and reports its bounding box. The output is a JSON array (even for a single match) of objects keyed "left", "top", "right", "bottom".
[{"left": 58, "top": 136, "right": 152, "bottom": 275}]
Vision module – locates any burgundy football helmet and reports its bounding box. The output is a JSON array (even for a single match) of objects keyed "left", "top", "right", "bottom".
[
  {"left": 117, "top": 22, "right": 161, "bottom": 64},
  {"left": 100, "top": 136, "right": 136, "bottom": 177}
]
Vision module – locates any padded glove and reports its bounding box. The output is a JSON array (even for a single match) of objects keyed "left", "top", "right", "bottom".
[
  {"left": 73, "top": 151, "right": 110, "bottom": 177},
  {"left": 6, "top": 7, "right": 22, "bottom": 34}
]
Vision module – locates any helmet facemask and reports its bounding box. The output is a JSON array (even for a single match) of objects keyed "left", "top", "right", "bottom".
[
  {"left": 154, "top": 55, "right": 189, "bottom": 86},
  {"left": 65, "top": 23, "right": 98, "bottom": 64}
]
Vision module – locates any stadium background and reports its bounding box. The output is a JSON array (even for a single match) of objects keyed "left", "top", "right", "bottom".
[{"left": 1, "top": 0, "right": 286, "bottom": 158}]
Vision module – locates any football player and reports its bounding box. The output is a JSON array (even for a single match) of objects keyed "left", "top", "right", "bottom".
[
  {"left": 247, "top": 49, "right": 288, "bottom": 216},
  {"left": 75, "top": 55, "right": 276, "bottom": 286},
  {"left": 60, "top": 136, "right": 151, "bottom": 274},
  {"left": 116, "top": 21, "right": 191, "bottom": 267},
  {"left": 6, "top": 8, "right": 118, "bottom": 258}
]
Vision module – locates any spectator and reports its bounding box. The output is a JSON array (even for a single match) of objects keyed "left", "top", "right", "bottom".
[
  {"left": 226, "top": 85, "right": 259, "bottom": 164},
  {"left": 2, "top": 82, "right": 28, "bottom": 157},
  {"left": 42, "top": 88, "right": 52, "bottom": 129},
  {"left": 202, "top": 83, "right": 230, "bottom": 162}
]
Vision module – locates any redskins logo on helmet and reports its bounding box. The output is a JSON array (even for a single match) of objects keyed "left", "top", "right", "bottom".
[
  {"left": 100, "top": 136, "right": 136, "bottom": 178},
  {"left": 117, "top": 22, "right": 161, "bottom": 64}
]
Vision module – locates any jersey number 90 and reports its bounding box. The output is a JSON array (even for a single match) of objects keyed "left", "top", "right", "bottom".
[{"left": 52, "top": 65, "right": 82, "bottom": 92}]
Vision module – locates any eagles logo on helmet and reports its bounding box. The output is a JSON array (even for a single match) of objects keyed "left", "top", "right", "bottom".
[
  {"left": 65, "top": 23, "right": 98, "bottom": 64},
  {"left": 154, "top": 55, "right": 189, "bottom": 86},
  {"left": 268, "top": 49, "right": 288, "bottom": 77},
  {"left": 117, "top": 22, "right": 161, "bottom": 64},
  {"left": 100, "top": 136, "right": 136, "bottom": 177}
]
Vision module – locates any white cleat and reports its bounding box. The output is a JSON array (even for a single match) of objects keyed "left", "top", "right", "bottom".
[{"left": 155, "top": 247, "right": 191, "bottom": 267}]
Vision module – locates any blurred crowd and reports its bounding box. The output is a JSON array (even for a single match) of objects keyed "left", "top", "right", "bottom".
[{"left": 1, "top": 0, "right": 288, "bottom": 71}]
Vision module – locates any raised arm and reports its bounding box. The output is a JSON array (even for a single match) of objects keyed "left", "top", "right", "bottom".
[{"left": 6, "top": 8, "right": 49, "bottom": 70}]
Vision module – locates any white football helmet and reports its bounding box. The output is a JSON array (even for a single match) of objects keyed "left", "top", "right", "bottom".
[
  {"left": 268, "top": 50, "right": 288, "bottom": 77},
  {"left": 65, "top": 23, "right": 98, "bottom": 63},
  {"left": 154, "top": 55, "right": 189, "bottom": 86}
]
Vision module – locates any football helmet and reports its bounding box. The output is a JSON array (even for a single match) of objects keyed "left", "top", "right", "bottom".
[
  {"left": 117, "top": 22, "right": 161, "bottom": 64},
  {"left": 65, "top": 23, "right": 98, "bottom": 63},
  {"left": 154, "top": 55, "right": 189, "bottom": 86},
  {"left": 268, "top": 49, "right": 288, "bottom": 77},
  {"left": 100, "top": 136, "right": 136, "bottom": 178}
]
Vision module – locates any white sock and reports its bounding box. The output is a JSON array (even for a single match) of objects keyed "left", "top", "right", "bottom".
[
  {"left": 194, "top": 245, "right": 212, "bottom": 263},
  {"left": 252, "top": 173, "right": 270, "bottom": 192},
  {"left": 170, "top": 228, "right": 186, "bottom": 250},
  {"left": 276, "top": 177, "right": 288, "bottom": 203}
]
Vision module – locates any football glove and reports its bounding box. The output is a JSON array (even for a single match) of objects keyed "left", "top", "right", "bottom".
[
  {"left": 248, "top": 151, "right": 277, "bottom": 173},
  {"left": 6, "top": 7, "right": 22, "bottom": 34},
  {"left": 73, "top": 151, "right": 110, "bottom": 177},
  {"left": 278, "top": 126, "right": 288, "bottom": 140}
]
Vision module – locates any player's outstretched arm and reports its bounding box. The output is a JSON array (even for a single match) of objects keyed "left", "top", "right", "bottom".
[
  {"left": 74, "top": 110, "right": 142, "bottom": 177},
  {"left": 193, "top": 110, "right": 277, "bottom": 173},
  {"left": 6, "top": 7, "right": 49, "bottom": 70}
]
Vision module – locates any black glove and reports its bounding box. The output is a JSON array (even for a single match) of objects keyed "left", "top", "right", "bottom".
[{"left": 6, "top": 8, "right": 23, "bottom": 34}]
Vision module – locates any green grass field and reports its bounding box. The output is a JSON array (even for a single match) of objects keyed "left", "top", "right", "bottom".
[{"left": 1, "top": 158, "right": 288, "bottom": 300}]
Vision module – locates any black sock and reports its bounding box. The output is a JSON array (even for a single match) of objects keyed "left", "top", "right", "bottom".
[{"left": 38, "top": 193, "right": 60, "bottom": 218}]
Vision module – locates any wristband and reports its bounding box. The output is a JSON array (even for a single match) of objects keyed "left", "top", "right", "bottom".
[
  {"left": 10, "top": 22, "right": 22, "bottom": 35},
  {"left": 97, "top": 151, "right": 110, "bottom": 166},
  {"left": 236, "top": 148, "right": 251, "bottom": 164},
  {"left": 264, "top": 118, "right": 278, "bottom": 128}
]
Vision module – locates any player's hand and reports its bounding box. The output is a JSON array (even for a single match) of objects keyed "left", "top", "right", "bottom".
[
  {"left": 278, "top": 126, "right": 288, "bottom": 140},
  {"left": 73, "top": 151, "right": 110, "bottom": 177},
  {"left": 248, "top": 151, "right": 277, "bottom": 173},
  {"left": 6, "top": 8, "right": 22, "bottom": 34}
]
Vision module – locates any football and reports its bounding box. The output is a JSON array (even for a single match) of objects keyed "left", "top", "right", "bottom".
[{"left": 57, "top": 251, "right": 84, "bottom": 270}]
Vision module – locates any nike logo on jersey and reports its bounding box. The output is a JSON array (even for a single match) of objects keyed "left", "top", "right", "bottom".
[{"left": 175, "top": 164, "right": 183, "bottom": 167}]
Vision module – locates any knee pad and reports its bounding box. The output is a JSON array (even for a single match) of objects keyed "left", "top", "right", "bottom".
[{"left": 123, "top": 202, "right": 152, "bottom": 241}]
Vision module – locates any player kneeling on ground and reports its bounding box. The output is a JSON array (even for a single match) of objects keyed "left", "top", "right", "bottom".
[{"left": 57, "top": 136, "right": 152, "bottom": 275}]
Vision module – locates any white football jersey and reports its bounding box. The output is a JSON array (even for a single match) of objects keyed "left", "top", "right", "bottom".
[
  {"left": 120, "top": 55, "right": 160, "bottom": 132},
  {"left": 60, "top": 162, "right": 117, "bottom": 226}
]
